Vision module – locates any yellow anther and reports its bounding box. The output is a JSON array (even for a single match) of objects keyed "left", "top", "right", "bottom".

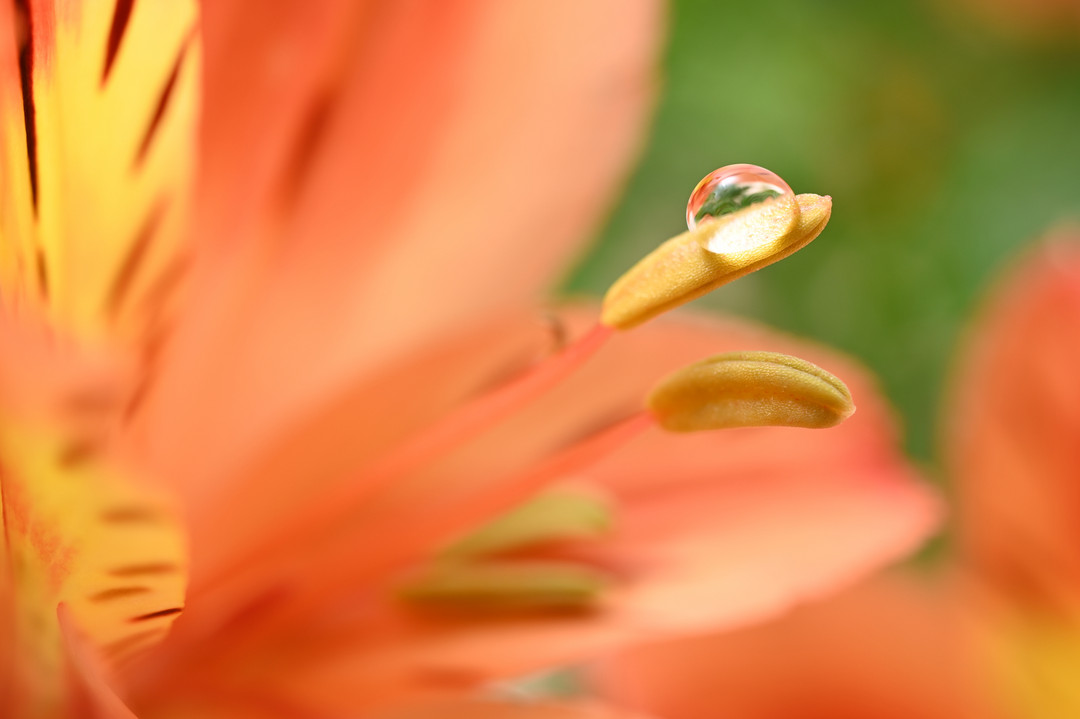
[
  {"left": 398, "top": 560, "right": 609, "bottom": 612},
  {"left": 601, "top": 194, "right": 832, "bottom": 330},
  {"left": 648, "top": 351, "right": 854, "bottom": 432},
  {"left": 444, "top": 486, "right": 613, "bottom": 559}
]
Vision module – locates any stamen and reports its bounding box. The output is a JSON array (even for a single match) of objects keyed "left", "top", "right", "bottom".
[
  {"left": 648, "top": 351, "right": 855, "bottom": 432},
  {"left": 190, "top": 321, "right": 615, "bottom": 596},
  {"left": 396, "top": 412, "right": 651, "bottom": 560},
  {"left": 334, "top": 322, "right": 613, "bottom": 505},
  {"left": 443, "top": 485, "right": 614, "bottom": 559},
  {"left": 241, "top": 412, "right": 653, "bottom": 625},
  {"left": 194, "top": 179, "right": 843, "bottom": 623},
  {"left": 398, "top": 560, "right": 609, "bottom": 612},
  {"left": 601, "top": 194, "right": 832, "bottom": 330}
]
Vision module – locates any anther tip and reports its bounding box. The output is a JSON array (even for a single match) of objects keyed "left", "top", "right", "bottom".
[{"left": 601, "top": 194, "right": 833, "bottom": 331}]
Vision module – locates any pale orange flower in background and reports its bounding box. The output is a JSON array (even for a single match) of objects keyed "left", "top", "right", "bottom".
[
  {"left": 950, "top": 230, "right": 1080, "bottom": 718},
  {"left": 1, "top": 1, "right": 938, "bottom": 718},
  {"left": 592, "top": 232, "right": 1080, "bottom": 719}
]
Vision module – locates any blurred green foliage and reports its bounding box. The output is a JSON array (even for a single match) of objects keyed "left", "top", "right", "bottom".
[{"left": 565, "top": 0, "right": 1080, "bottom": 470}]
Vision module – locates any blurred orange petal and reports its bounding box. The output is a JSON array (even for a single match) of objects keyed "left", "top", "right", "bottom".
[
  {"left": 152, "top": 0, "right": 663, "bottom": 488},
  {"left": 592, "top": 573, "right": 995, "bottom": 719},
  {"left": 1, "top": 1, "right": 942, "bottom": 717},
  {"left": 213, "top": 309, "right": 935, "bottom": 591},
  {"left": 174, "top": 309, "right": 568, "bottom": 616},
  {"left": 58, "top": 605, "right": 140, "bottom": 719},
  {"left": 947, "top": 232, "right": 1080, "bottom": 610},
  {"left": 0, "top": 311, "right": 183, "bottom": 715},
  {"left": 324, "top": 315, "right": 937, "bottom": 681},
  {"left": 159, "top": 309, "right": 936, "bottom": 697}
]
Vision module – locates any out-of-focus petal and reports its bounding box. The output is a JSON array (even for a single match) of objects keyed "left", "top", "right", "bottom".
[
  {"left": 591, "top": 573, "right": 995, "bottom": 719},
  {"left": 0, "top": 0, "right": 197, "bottom": 339},
  {"left": 333, "top": 312, "right": 937, "bottom": 679},
  {"left": 143, "top": 0, "right": 663, "bottom": 488},
  {"left": 0, "top": 421, "right": 188, "bottom": 660},
  {"left": 156, "top": 308, "right": 937, "bottom": 698},
  {"left": 0, "top": 310, "right": 185, "bottom": 713},
  {"left": 198, "top": 0, "right": 659, "bottom": 320},
  {"left": 58, "top": 605, "right": 140, "bottom": 719},
  {"left": 946, "top": 233, "right": 1080, "bottom": 610},
  {"left": 159, "top": 310, "right": 566, "bottom": 619},
  {"left": 315, "top": 308, "right": 938, "bottom": 584}
]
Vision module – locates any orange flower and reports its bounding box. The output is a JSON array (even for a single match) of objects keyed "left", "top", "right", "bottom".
[
  {"left": 0, "top": 1, "right": 938, "bottom": 717},
  {"left": 592, "top": 573, "right": 995, "bottom": 719},
  {"left": 593, "top": 231, "right": 1080, "bottom": 719},
  {"left": 949, "top": 231, "right": 1080, "bottom": 717}
]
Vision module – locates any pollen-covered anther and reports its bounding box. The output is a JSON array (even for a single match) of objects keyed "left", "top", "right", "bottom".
[
  {"left": 647, "top": 351, "right": 855, "bottom": 432},
  {"left": 601, "top": 194, "right": 832, "bottom": 330}
]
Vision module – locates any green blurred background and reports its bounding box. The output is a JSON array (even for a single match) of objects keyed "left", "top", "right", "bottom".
[{"left": 565, "top": 0, "right": 1080, "bottom": 471}]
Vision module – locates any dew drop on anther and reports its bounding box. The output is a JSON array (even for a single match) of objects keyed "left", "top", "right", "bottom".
[{"left": 686, "top": 164, "right": 794, "bottom": 231}]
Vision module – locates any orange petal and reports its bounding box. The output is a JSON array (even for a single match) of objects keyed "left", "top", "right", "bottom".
[
  {"left": 145, "top": 0, "right": 663, "bottom": 490},
  {"left": 320, "top": 311, "right": 938, "bottom": 679},
  {"left": 157, "top": 308, "right": 938, "bottom": 695},
  {"left": 198, "top": 0, "right": 660, "bottom": 319},
  {"left": 946, "top": 232, "right": 1080, "bottom": 610},
  {"left": 324, "top": 307, "right": 937, "bottom": 567},
  {"left": 592, "top": 573, "right": 996, "bottom": 719},
  {"left": 156, "top": 310, "right": 567, "bottom": 620},
  {"left": 58, "top": 605, "right": 140, "bottom": 719},
  {"left": 0, "top": 310, "right": 187, "bottom": 704}
]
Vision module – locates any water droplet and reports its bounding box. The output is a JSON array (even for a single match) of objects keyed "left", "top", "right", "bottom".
[{"left": 686, "top": 164, "right": 794, "bottom": 231}]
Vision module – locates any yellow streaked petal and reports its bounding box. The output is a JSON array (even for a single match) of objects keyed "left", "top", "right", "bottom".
[
  {"left": 0, "top": 417, "right": 187, "bottom": 707},
  {"left": 2, "top": 0, "right": 199, "bottom": 340}
]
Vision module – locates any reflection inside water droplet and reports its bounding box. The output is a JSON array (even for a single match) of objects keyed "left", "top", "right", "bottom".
[{"left": 686, "top": 164, "right": 794, "bottom": 231}]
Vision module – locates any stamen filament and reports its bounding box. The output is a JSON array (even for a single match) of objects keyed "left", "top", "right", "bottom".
[
  {"left": 269, "top": 410, "right": 655, "bottom": 621},
  {"left": 191, "top": 321, "right": 615, "bottom": 598}
]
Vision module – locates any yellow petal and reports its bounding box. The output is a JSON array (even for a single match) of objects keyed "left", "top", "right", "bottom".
[
  {"left": 1, "top": 1, "right": 198, "bottom": 339},
  {"left": 986, "top": 611, "right": 1080, "bottom": 719},
  {"left": 1, "top": 417, "right": 186, "bottom": 708}
]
